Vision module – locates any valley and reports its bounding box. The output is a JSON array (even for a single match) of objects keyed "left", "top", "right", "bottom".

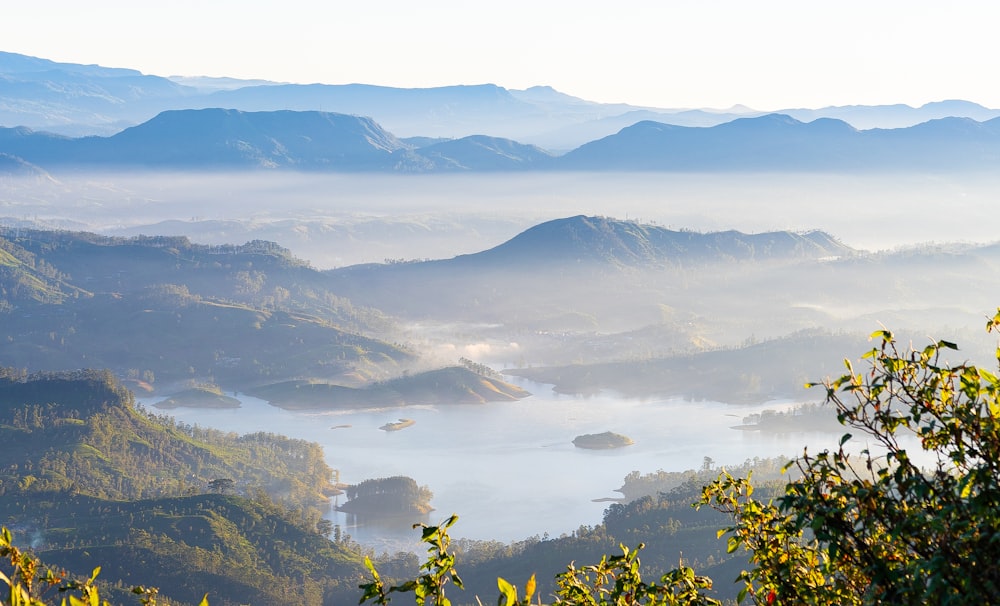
[
  {"left": 4, "top": 47, "right": 1000, "bottom": 605},
  {"left": 3, "top": 174, "right": 1000, "bottom": 603}
]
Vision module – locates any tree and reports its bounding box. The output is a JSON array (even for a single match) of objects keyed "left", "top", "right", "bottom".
[
  {"left": 359, "top": 515, "right": 464, "bottom": 606},
  {"left": 359, "top": 516, "right": 719, "bottom": 606},
  {"left": 10, "top": 316, "right": 1000, "bottom": 606},
  {"left": 699, "top": 312, "right": 1000, "bottom": 604},
  {"left": 362, "top": 311, "right": 1000, "bottom": 605},
  {"left": 316, "top": 518, "right": 334, "bottom": 537},
  {"left": 207, "top": 478, "right": 235, "bottom": 494},
  {"left": 0, "top": 526, "right": 199, "bottom": 606}
]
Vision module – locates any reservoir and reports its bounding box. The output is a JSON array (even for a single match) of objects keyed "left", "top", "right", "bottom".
[{"left": 141, "top": 379, "right": 836, "bottom": 552}]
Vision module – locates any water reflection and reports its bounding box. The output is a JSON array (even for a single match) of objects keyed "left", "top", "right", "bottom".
[{"left": 140, "top": 379, "right": 836, "bottom": 552}]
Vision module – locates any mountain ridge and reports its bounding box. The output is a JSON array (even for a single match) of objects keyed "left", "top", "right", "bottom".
[
  {"left": 458, "top": 215, "right": 852, "bottom": 267},
  {"left": 320, "top": 215, "right": 856, "bottom": 323},
  {"left": 6, "top": 108, "right": 1000, "bottom": 172},
  {"left": 5, "top": 50, "right": 1000, "bottom": 147}
]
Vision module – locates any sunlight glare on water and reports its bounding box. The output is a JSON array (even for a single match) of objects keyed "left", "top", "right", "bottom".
[{"left": 141, "top": 378, "right": 836, "bottom": 551}]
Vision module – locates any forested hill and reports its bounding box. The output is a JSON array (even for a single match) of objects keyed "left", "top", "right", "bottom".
[
  {"left": 0, "top": 368, "right": 337, "bottom": 507},
  {"left": 0, "top": 367, "right": 130, "bottom": 414},
  {"left": 459, "top": 215, "right": 852, "bottom": 267},
  {"left": 0, "top": 229, "right": 413, "bottom": 389},
  {"left": 0, "top": 365, "right": 781, "bottom": 605},
  {"left": 0, "top": 369, "right": 371, "bottom": 605},
  {"left": 322, "top": 216, "right": 853, "bottom": 321}
]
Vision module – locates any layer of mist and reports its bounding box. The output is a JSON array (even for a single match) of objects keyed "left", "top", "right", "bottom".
[
  {"left": 6, "top": 167, "right": 1000, "bottom": 553},
  {"left": 3, "top": 171, "right": 1000, "bottom": 268}
]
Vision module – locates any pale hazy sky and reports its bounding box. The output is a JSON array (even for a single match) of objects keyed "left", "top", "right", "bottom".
[{"left": 5, "top": 1, "right": 999, "bottom": 110}]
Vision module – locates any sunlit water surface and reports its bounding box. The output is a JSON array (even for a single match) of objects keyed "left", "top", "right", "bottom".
[{"left": 141, "top": 379, "right": 841, "bottom": 553}]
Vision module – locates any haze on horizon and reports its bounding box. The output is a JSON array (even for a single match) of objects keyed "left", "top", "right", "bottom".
[
  {"left": 4, "top": 1, "right": 1000, "bottom": 110},
  {"left": 8, "top": 2, "right": 1000, "bottom": 594},
  {"left": 5, "top": 171, "right": 1000, "bottom": 269}
]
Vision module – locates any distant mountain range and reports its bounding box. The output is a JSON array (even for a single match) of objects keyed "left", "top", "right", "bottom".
[
  {"left": 4, "top": 50, "right": 1000, "bottom": 162},
  {"left": 560, "top": 114, "right": 1000, "bottom": 171},
  {"left": 5, "top": 106, "right": 1000, "bottom": 172}
]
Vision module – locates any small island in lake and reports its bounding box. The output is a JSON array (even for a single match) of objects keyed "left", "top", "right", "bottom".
[
  {"left": 337, "top": 476, "right": 433, "bottom": 516},
  {"left": 573, "top": 431, "right": 634, "bottom": 450},
  {"left": 380, "top": 418, "right": 415, "bottom": 432}
]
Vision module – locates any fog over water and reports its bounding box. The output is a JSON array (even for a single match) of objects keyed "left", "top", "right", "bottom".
[
  {"left": 11, "top": 169, "right": 993, "bottom": 549},
  {"left": 142, "top": 381, "right": 820, "bottom": 552},
  {"left": 4, "top": 171, "right": 1000, "bottom": 267}
]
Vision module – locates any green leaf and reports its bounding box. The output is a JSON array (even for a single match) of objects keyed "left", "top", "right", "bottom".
[{"left": 497, "top": 577, "right": 517, "bottom": 605}]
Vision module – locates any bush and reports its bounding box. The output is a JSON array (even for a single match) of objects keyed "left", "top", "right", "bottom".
[{"left": 363, "top": 310, "right": 1000, "bottom": 605}]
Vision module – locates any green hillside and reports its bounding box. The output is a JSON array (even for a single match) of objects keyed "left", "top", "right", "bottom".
[
  {"left": 0, "top": 368, "right": 373, "bottom": 605},
  {"left": 0, "top": 230, "right": 414, "bottom": 389},
  {"left": 0, "top": 366, "right": 757, "bottom": 604},
  {"left": 0, "top": 235, "right": 84, "bottom": 307},
  {"left": 0, "top": 368, "right": 338, "bottom": 509},
  {"left": 1, "top": 493, "right": 368, "bottom": 606}
]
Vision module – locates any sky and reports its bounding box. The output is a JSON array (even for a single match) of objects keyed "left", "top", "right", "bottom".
[{"left": 4, "top": 1, "right": 1000, "bottom": 110}]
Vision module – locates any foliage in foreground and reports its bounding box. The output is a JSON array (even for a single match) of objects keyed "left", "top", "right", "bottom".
[
  {"left": 0, "top": 525, "right": 201, "bottom": 606},
  {"left": 7, "top": 314, "right": 1000, "bottom": 604},
  {"left": 0, "top": 369, "right": 367, "bottom": 605},
  {"left": 359, "top": 515, "right": 719, "bottom": 606},
  {"left": 362, "top": 312, "right": 1000, "bottom": 605}
]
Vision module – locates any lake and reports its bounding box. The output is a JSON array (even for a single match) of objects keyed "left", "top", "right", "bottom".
[{"left": 141, "top": 379, "right": 836, "bottom": 553}]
